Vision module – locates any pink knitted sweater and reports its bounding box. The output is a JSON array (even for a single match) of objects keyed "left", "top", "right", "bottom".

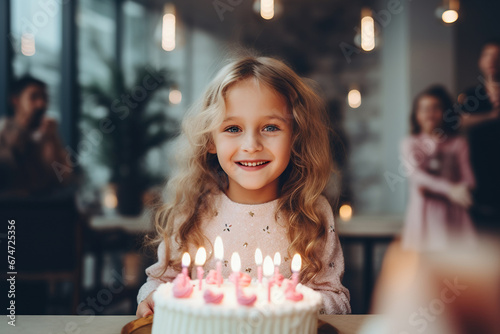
[{"left": 137, "top": 190, "right": 351, "bottom": 314}]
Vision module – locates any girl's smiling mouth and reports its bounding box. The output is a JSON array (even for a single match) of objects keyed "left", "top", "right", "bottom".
[{"left": 235, "top": 160, "right": 271, "bottom": 169}]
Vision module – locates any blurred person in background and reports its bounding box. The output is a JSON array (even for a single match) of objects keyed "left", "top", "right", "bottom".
[
  {"left": 400, "top": 85, "right": 476, "bottom": 251},
  {"left": 0, "top": 76, "right": 71, "bottom": 197},
  {"left": 459, "top": 39, "right": 500, "bottom": 233}
]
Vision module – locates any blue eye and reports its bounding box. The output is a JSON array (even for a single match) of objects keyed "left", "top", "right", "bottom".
[
  {"left": 224, "top": 126, "right": 240, "bottom": 133},
  {"left": 264, "top": 125, "right": 280, "bottom": 132}
]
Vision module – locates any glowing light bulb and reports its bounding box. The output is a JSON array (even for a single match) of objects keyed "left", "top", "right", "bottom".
[
  {"left": 21, "top": 34, "right": 36, "bottom": 56},
  {"left": 162, "top": 4, "right": 176, "bottom": 51},
  {"left": 260, "top": 0, "right": 274, "bottom": 20},
  {"left": 442, "top": 10, "right": 458, "bottom": 23},
  {"left": 361, "top": 9, "right": 375, "bottom": 52},
  {"left": 348, "top": 89, "right": 362, "bottom": 108},
  {"left": 339, "top": 204, "right": 353, "bottom": 222},
  {"left": 103, "top": 193, "right": 117, "bottom": 209},
  {"left": 169, "top": 89, "right": 182, "bottom": 104}
]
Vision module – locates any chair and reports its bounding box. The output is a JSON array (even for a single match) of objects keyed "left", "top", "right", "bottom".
[{"left": 0, "top": 193, "right": 84, "bottom": 314}]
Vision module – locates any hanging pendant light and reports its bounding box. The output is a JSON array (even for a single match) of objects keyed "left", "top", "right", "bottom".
[
  {"left": 162, "top": 4, "right": 176, "bottom": 51},
  {"left": 360, "top": 8, "right": 375, "bottom": 52},
  {"left": 21, "top": 33, "right": 36, "bottom": 56},
  {"left": 436, "top": 0, "right": 459, "bottom": 24},
  {"left": 169, "top": 87, "right": 182, "bottom": 105},
  {"left": 253, "top": 0, "right": 283, "bottom": 20},
  {"left": 348, "top": 87, "right": 362, "bottom": 109}
]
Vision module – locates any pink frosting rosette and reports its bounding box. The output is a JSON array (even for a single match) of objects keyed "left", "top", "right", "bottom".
[
  {"left": 269, "top": 273, "right": 285, "bottom": 287},
  {"left": 236, "top": 290, "right": 257, "bottom": 306},
  {"left": 229, "top": 272, "right": 252, "bottom": 287},
  {"left": 203, "top": 289, "right": 224, "bottom": 304},
  {"left": 205, "top": 269, "right": 219, "bottom": 285},
  {"left": 172, "top": 273, "right": 194, "bottom": 298}
]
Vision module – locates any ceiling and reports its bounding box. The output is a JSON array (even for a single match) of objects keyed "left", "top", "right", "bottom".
[{"left": 134, "top": 0, "right": 373, "bottom": 74}]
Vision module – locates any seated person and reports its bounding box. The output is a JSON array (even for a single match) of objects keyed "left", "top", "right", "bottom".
[{"left": 0, "top": 76, "right": 71, "bottom": 197}]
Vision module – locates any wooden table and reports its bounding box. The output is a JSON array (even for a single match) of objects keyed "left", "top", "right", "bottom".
[
  {"left": 91, "top": 213, "right": 152, "bottom": 233},
  {"left": 2, "top": 315, "right": 376, "bottom": 334}
]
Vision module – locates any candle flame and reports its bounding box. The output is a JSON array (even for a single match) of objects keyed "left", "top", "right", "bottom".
[
  {"left": 231, "top": 252, "right": 241, "bottom": 272},
  {"left": 273, "top": 252, "right": 281, "bottom": 266},
  {"left": 255, "top": 248, "right": 263, "bottom": 265},
  {"left": 182, "top": 252, "right": 191, "bottom": 267},
  {"left": 263, "top": 256, "right": 274, "bottom": 277},
  {"left": 195, "top": 247, "right": 206, "bottom": 266},
  {"left": 214, "top": 236, "right": 224, "bottom": 260},
  {"left": 291, "top": 254, "right": 302, "bottom": 272}
]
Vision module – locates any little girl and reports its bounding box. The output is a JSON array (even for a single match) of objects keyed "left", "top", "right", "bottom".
[
  {"left": 401, "top": 85, "right": 476, "bottom": 251},
  {"left": 136, "top": 55, "right": 351, "bottom": 316}
]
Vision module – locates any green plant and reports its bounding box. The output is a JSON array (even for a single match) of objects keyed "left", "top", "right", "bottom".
[{"left": 82, "top": 65, "right": 178, "bottom": 214}]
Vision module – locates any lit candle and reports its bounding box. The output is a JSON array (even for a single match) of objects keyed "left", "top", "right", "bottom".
[
  {"left": 263, "top": 256, "right": 274, "bottom": 303},
  {"left": 273, "top": 252, "right": 281, "bottom": 283},
  {"left": 195, "top": 247, "right": 206, "bottom": 291},
  {"left": 182, "top": 252, "right": 191, "bottom": 277},
  {"left": 255, "top": 248, "right": 263, "bottom": 284},
  {"left": 231, "top": 252, "right": 241, "bottom": 297},
  {"left": 291, "top": 253, "right": 302, "bottom": 288},
  {"left": 214, "top": 236, "right": 224, "bottom": 288}
]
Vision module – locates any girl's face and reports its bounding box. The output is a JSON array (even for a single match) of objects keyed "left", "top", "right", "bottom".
[
  {"left": 209, "top": 78, "right": 293, "bottom": 204},
  {"left": 416, "top": 95, "right": 443, "bottom": 135}
]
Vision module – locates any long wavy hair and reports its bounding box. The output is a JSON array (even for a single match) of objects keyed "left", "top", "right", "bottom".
[{"left": 149, "top": 55, "right": 336, "bottom": 284}]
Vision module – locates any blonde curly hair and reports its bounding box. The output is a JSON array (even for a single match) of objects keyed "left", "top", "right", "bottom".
[{"left": 149, "top": 54, "right": 336, "bottom": 284}]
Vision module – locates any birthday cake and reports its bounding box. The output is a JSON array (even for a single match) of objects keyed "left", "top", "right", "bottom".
[{"left": 151, "top": 275, "right": 322, "bottom": 334}]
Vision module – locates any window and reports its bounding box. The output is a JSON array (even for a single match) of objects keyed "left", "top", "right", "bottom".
[{"left": 10, "top": 0, "right": 62, "bottom": 120}]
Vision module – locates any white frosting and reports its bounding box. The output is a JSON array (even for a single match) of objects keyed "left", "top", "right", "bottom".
[{"left": 152, "top": 279, "right": 322, "bottom": 334}]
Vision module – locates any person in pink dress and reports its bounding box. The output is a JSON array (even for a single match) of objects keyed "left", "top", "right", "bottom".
[{"left": 400, "top": 85, "right": 477, "bottom": 251}]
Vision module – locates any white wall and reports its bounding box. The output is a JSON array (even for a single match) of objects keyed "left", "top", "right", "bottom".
[{"left": 376, "top": 0, "right": 455, "bottom": 214}]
